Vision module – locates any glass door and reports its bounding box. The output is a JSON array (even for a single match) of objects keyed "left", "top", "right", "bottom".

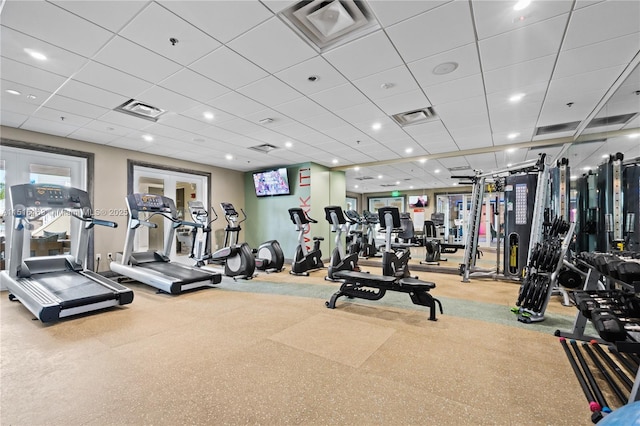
[
  {"left": 0, "top": 146, "right": 86, "bottom": 276},
  {"left": 132, "top": 166, "right": 207, "bottom": 262}
]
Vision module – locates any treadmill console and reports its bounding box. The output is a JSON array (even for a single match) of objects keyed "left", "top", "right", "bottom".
[
  {"left": 9, "top": 183, "right": 91, "bottom": 210},
  {"left": 127, "top": 193, "right": 177, "bottom": 218}
]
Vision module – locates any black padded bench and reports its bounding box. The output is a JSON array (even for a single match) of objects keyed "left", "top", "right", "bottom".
[{"left": 326, "top": 270, "right": 443, "bottom": 321}]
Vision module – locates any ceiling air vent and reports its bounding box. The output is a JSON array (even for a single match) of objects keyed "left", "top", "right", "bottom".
[
  {"left": 114, "top": 99, "right": 165, "bottom": 122},
  {"left": 535, "top": 121, "right": 581, "bottom": 136},
  {"left": 354, "top": 176, "right": 375, "bottom": 180},
  {"left": 249, "top": 143, "right": 278, "bottom": 153},
  {"left": 380, "top": 183, "right": 399, "bottom": 187},
  {"left": 391, "top": 107, "right": 438, "bottom": 127},
  {"left": 279, "top": 0, "right": 379, "bottom": 52},
  {"left": 586, "top": 113, "right": 637, "bottom": 128},
  {"left": 447, "top": 166, "right": 472, "bottom": 172}
]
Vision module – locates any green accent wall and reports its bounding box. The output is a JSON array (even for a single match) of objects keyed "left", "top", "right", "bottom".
[{"left": 244, "top": 162, "right": 346, "bottom": 261}]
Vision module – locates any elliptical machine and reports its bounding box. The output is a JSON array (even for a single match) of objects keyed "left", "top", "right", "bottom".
[
  {"left": 189, "top": 201, "right": 256, "bottom": 280},
  {"left": 227, "top": 202, "right": 285, "bottom": 273},
  {"left": 360, "top": 210, "right": 381, "bottom": 258},
  {"left": 288, "top": 207, "right": 324, "bottom": 276},
  {"left": 378, "top": 206, "right": 415, "bottom": 278},
  {"left": 324, "top": 206, "right": 360, "bottom": 281},
  {"left": 344, "top": 209, "right": 364, "bottom": 255}
]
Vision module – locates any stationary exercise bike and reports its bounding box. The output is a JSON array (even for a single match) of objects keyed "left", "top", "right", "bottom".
[
  {"left": 360, "top": 210, "right": 381, "bottom": 258},
  {"left": 288, "top": 207, "right": 324, "bottom": 276},
  {"left": 222, "top": 202, "right": 285, "bottom": 273},
  {"left": 344, "top": 209, "right": 364, "bottom": 255},
  {"left": 378, "top": 207, "right": 415, "bottom": 278},
  {"left": 188, "top": 201, "right": 256, "bottom": 279},
  {"left": 324, "top": 206, "right": 360, "bottom": 281}
]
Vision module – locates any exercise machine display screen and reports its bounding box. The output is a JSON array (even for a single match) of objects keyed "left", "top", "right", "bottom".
[{"left": 134, "top": 194, "right": 165, "bottom": 210}]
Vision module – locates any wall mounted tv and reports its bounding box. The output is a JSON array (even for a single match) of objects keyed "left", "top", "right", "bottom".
[{"left": 252, "top": 168, "right": 291, "bottom": 197}]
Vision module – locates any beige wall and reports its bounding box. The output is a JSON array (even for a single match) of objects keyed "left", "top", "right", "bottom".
[{"left": 1, "top": 126, "right": 244, "bottom": 271}]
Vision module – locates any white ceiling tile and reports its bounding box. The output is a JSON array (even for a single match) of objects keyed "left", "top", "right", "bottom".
[
  {"left": 83, "top": 120, "right": 135, "bottom": 137},
  {"left": 155, "top": 113, "right": 210, "bottom": 133},
  {"left": 409, "top": 43, "right": 481, "bottom": 88},
  {"left": 2, "top": 0, "right": 113, "bottom": 57},
  {"left": 227, "top": 17, "right": 317, "bottom": 74},
  {"left": 269, "top": 121, "right": 314, "bottom": 139},
  {"left": 142, "top": 123, "right": 196, "bottom": 141},
  {"left": 182, "top": 104, "right": 236, "bottom": 124},
  {"left": 275, "top": 56, "right": 349, "bottom": 95},
  {"left": 216, "top": 118, "right": 267, "bottom": 136},
  {"left": 353, "top": 66, "right": 421, "bottom": 101},
  {"left": 374, "top": 91, "right": 432, "bottom": 116},
  {"left": 191, "top": 46, "right": 268, "bottom": 90},
  {"left": 159, "top": 0, "right": 273, "bottom": 43},
  {"left": 335, "top": 103, "right": 387, "bottom": 126},
  {"left": 546, "top": 66, "right": 626, "bottom": 101},
  {"left": 554, "top": 33, "right": 640, "bottom": 79},
  {"left": 43, "top": 96, "right": 110, "bottom": 120},
  {"left": 473, "top": 0, "right": 572, "bottom": 40},
  {"left": 0, "top": 110, "right": 27, "bottom": 127},
  {"left": 0, "top": 58, "right": 65, "bottom": 95},
  {"left": 1, "top": 96, "right": 42, "bottom": 116},
  {"left": 309, "top": 83, "right": 369, "bottom": 111},
  {"left": 158, "top": 68, "right": 230, "bottom": 103},
  {"left": 94, "top": 36, "right": 183, "bottom": 83},
  {"left": 574, "top": 0, "right": 605, "bottom": 9},
  {"left": 437, "top": 96, "right": 489, "bottom": 129},
  {"left": 197, "top": 124, "right": 245, "bottom": 143},
  {"left": 68, "top": 127, "right": 119, "bottom": 145},
  {"left": 479, "top": 14, "right": 568, "bottom": 71},
  {"left": 243, "top": 108, "right": 293, "bottom": 128},
  {"left": 72, "top": 61, "right": 154, "bottom": 98},
  {"left": 449, "top": 123, "right": 492, "bottom": 141},
  {"left": 108, "top": 136, "right": 153, "bottom": 151},
  {"left": 137, "top": 86, "right": 200, "bottom": 114},
  {"left": 386, "top": 1, "right": 475, "bottom": 63},
  {"left": 537, "top": 89, "right": 606, "bottom": 126},
  {"left": 322, "top": 30, "right": 404, "bottom": 80},
  {"left": 119, "top": 2, "right": 221, "bottom": 66},
  {"left": 207, "top": 91, "right": 266, "bottom": 116},
  {"left": 563, "top": 1, "right": 640, "bottom": 50},
  {"left": 297, "top": 113, "right": 348, "bottom": 131},
  {"left": 1, "top": 27, "right": 89, "bottom": 78},
  {"left": 275, "top": 97, "right": 329, "bottom": 121},
  {"left": 424, "top": 73, "right": 485, "bottom": 105},
  {"left": 483, "top": 55, "right": 556, "bottom": 94},
  {"left": 486, "top": 82, "right": 548, "bottom": 115},
  {"left": 368, "top": 0, "right": 450, "bottom": 27},
  {"left": 50, "top": 0, "right": 148, "bottom": 33},
  {"left": 492, "top": 129, "right": 536, "bottom": 146},
  {"left": 237, "top": 76, "right": 302, "bottom": 106},
  {"left": 56, "top": 79, "right": 127, "bottom": 110},
  {"left": 98, "top": 110, "right": 156, "bottom": 131},
  {"left": 20, "top": 116, "right": 77, "bottom": 137}
]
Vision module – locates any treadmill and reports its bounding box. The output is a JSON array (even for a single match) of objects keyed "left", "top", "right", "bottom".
[
  {"left": 110, "top": 193, "right": 221, "bottom": 294},
  {"left": 1, "top": 183, "right": 134, "bottom": 323}
]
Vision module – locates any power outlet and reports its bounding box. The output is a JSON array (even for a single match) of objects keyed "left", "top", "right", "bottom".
[
  {"left": 107, "top": 253, "right": 113, "bottom": 260},
  {"left": 96, "top": 253, "right": 101, "bottom": 262}
]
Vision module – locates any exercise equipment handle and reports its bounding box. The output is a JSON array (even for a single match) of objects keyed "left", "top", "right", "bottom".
[
  {"left": 92, "top": 219, "right": 118, "bottom": 228},
  {"left": 180, "top": 220, "right": 203, "bottom": 229}
]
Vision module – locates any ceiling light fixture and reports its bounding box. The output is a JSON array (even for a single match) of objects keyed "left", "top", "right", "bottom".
[
  {"left": 354, "top": 184, "right": 359, "bottom": 189},
  {"left": 507, "top": 133, "right": 519, "bottom": 140},
  {"left": 395, "top": 181, "right": 400, "bottom": 185},
  {"left": 332, "top": 159, "right": 338, "bottom": 164},
  {"left": 377, "top": 174, "right": 383, "bottom": 179},
  {"left": 602, "top": 154, "right": 609, "bottom": 158},
  {"left": 285, "top": 141, "right": 293, "bottom": 148},
  {"left": 142, "top": 134, "right": 153, "bottom": 142},
  {"left": 24, "top": 48, "right": 47, "bottom": 61},
  {"left": 434, "top": 169, "right": 440, "bottom": 174},
  {"left": 570, "top": 175, "right": 578, "bottom": 181},
  {"left": 506, "top": 147, "right": 517, "bottom": 153},
  {"left": 432, "top": 62, "right": 458, "bottom": 75},
  {"left": 354, "top": 166, "right": 360, "bottom": 171},
  {"left": 203, "top": 111, "right": 214, "bottom": 120},
  {"left": 410, "top": 186, "right": 414, "bottom": 189},
  {"left": 419, "top": 158, "right": 427, "bottom": 164},
  {"left": 27, "top": 94, "right": 37, "bottom": 100},
  {"left": 509, "top": 93, "right": 525, "bottom": 103},
  {"left": 628, "top": 133, "right": 639, "bottom": 139},
  {"left": 513, "top": 0, "right": 531, "bottom": 11},
  {"left": 582, "top": 166, "right": 591, "bottom": 171},
  {"left": 405, "top": 147, "right": 413, "bottom": 154},
  {"left": 452, "top": 182, "right": 458, "bottom": 186},
  {"left": 5, "top": 89, "right": 21, "bottom": 95},
  {"left": 372, "top": 122, "right": 382, "bottom": 131},
  {"left": 258, "top": 118, "right": 274, "bottom": 125},
  {"left": 225, "top": 154, "right": 233, "bottom": 160}
]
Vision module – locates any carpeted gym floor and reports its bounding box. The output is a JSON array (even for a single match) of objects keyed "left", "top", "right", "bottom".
[{"left": 0, "top": 253, "right": 604, "bottom": 425}]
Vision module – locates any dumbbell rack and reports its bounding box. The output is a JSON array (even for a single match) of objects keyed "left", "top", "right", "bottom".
[{"left": 513, "top": 221, "right": 575, "bottom": 323}]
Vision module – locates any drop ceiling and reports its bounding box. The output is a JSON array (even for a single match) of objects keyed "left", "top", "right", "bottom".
[{"left": 1, "top": 0, "right": 639, "bottom": 194}]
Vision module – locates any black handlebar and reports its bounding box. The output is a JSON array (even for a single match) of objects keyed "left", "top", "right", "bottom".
[{"left": 92, "top": 219, "right": 118, "bottom": 228}]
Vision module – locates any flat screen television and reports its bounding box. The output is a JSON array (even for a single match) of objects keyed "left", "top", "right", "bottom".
[
  {"left": 408, "top": 195, "right": 428, "bottom": 208},
  {"left": 252, "top": 168, "right": 291, "bottom": 197}
]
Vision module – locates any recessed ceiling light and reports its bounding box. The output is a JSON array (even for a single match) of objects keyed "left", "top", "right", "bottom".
[
  {"left": 354, "top": 166, "right": 360, "bottom": 171},
  {"left": 628, "top": 133, "right": 639, "bottom": 139},
  {"left": 602, "top": 154, "right": 609, "bottom": 158},
  {"left": 203, "top": 111, "right": 214, "bottom": 120},
  {"left": 405, "top": 147, "right": 413, "bottom": 154},
  {"left": 452, "top": 182, "right": 458, "bottom": 186},
  {"left": 372, "top": 122, "right": 382, "bottom": 131},
  {"left": 332, "top": 159, "right": 338, "bottom": 164},
  {"left": 582, "top": 166, "right": 591, "bottom": 171},
  {"left": 507, "top": 163, "right": 513, "bottom": 167},
  {"left": 284, "top": 141, "right": 293, "bottom": 148},
  {"left": 507, "top": 133, "right": 519, "bottom": 140},
  {"left": 513, "top": 0, "right": 531, "bottom": 11},
  {"left": 434, "top": 169, "right": 440, "bottom": 174},
  {"left": 570, "top": 175, "right": 578, "bottom": 181},
  {"left": 419, "top": 158, "right": 427, "bottom": 164},
  {"left": 24, "top": 48, "right": 47, "bottom": 61},
  {"left": 354, "top": 184, "right": 359, "bottom": 189},
  {"left": 506, "top": 147, "right": 517, "bottom": 153},
  {"left": 409, "top": 186, "right": 414, "bottom": 189},
  {"left": 377, "top": 175, "right": 383, "bottom": 179},
  {"left": 142, "top": 134, "right": 153, "bottom": 142},
  {"left": 225, "top": 154, "right": 233, "bottom": 160},
  {"left": 27, "top": 94, "right": 37, "bottom": 100},
  {"left": 5, "top": 89, "right": 21, "bottom": 96},
  {"left": 509, "top": 93, "right": 525, "bottom": 103},
  {"left": 433, "top": 62, "right": 458, "bottom": 75}
]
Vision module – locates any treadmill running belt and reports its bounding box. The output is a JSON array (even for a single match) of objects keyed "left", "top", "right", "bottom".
[
  {"left": 34, "top": 271, "right": 116, "bottom": 308},
  {"left": 138, "top": 262, "right": 218, "bottom": 284}
]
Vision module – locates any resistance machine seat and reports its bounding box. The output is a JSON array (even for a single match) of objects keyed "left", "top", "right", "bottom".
[{"left": 325, "top": 270, "right": 443, "bottom": 321}]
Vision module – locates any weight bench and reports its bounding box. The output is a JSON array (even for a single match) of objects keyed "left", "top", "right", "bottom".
[{"left": 326, "top": 270, "right": 443, "bottom": 321}]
